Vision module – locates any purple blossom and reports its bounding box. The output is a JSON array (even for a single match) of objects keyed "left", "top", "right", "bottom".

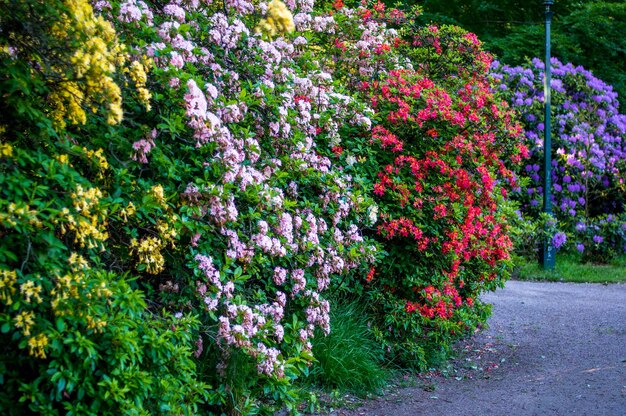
[{"left": 552, "top": 232, "right": 567, "bottom": 249}]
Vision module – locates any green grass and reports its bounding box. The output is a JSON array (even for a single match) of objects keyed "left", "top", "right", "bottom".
[
  {"left": 308, "top": 300, "right": 389, "bottom": 394},
  {"left": 513, "top": 253, "right": 626, "bottom": 283}
]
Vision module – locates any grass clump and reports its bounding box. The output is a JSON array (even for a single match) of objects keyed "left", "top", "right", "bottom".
[{"left": 309, "top": 300, "right": 389, "bottom": 394}]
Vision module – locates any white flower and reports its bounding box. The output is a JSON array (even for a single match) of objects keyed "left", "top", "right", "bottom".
[{"left": 367, "top": 205, "right": 379, "bottom": 225}]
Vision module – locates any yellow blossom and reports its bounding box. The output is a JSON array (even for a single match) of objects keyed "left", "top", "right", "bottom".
[
  {"left": 95, "top": 281, "right": 113, "bottom": 299},
  {"left": 0, "top": 202, "right": 42, "bottom": 229},
  {"left": 15, "top": 311, "right": 35, "bottom": 336},
  {"left": 47, "top": 0, "right": 127, "bottom": 128},
  {"left": 0, "top": 269, "right": 18, "bottom": 306},
  {"left": 55, "top": 154, "right": 70, "bottom": 164},
  {"left": 86, "top": 315, "right": 107, "bottom": 332},
  {"left": 129, "top": 60, "right": 147, "bottom": 84},
  {"left": 150, "top": 184, "right": 166, "bottom": 207},
  {"left": 0, "top": 143, "right": 13, "bottom": 158},
  {"left": 20, "top": 280, "right": 43, "bottom": 304},
  {"left": 130, "top": 236, "right": 165, "bottom": 274},
  {"left": 119, "top": 201, "right": 136, "bottom": 221},
  {"left": 82, "top": 147, "right": 109, "bottom": 174},
  {"left": 255, "top": 0, "right": 295, "bottom": 37},
  {"left": 157, "top": 219, "right": 177, "bottom": 242},
  {"left": 62, "top": 185, "right": 108, "bottom": 249},
  {"left": 28, "top": 333, "right": 48, "bottom": 359},
  {"left": 68, "top": 252, "right": 90, "bottom": 271}
]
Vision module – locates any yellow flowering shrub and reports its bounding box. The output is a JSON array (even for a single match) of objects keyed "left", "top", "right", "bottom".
[
  {"left": 47, "top": 0, "right": 126, "bottom": 128},
  {"left": 1, "top": 1, "right": 208, "bottom": 413}
]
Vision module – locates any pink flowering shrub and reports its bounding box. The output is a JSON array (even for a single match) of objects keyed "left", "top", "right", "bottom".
[{"left": 96, "top": 0, "right": 380, "bottom": 412}]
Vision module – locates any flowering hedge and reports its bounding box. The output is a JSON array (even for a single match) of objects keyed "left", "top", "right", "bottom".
[
  {"left": 1, "top": 0, "right": 379, "bottom": 413},
  {"left": 1, "top": 0, "right": 528, "bottom": 413},
  {"left": 492, "top": 58, "right": 626, "bottom": 259}
]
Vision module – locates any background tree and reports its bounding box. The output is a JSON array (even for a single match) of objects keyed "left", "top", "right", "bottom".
[{"left": 404, "top": 0, "right": 626, "bottom": 107}]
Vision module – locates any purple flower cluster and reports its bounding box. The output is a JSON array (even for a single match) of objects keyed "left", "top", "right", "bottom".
[{"left": 552, "top": 231, "right": 567, "bottom": 249}]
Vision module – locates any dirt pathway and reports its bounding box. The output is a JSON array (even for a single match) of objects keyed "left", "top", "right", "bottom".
[{"left": 331, "top": 281, "right": 626, "bottom": 416}]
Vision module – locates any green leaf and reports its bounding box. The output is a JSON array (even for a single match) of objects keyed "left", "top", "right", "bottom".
[{"left": 56, "top": 318, "right": 66, "bottom": 332}]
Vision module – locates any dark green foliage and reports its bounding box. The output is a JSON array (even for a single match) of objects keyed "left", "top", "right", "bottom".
[{"left": 408, "top": 0, "right": 626, "bottom": 107}]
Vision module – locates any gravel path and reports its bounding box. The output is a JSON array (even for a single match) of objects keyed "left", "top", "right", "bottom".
[{"left": 332, "top": 281, "right": 626, "bottom": 416}]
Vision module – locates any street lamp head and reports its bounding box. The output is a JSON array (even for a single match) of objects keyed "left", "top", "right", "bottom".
[{"left": 544, "top": 0, "right": 554, "bottom": 5}]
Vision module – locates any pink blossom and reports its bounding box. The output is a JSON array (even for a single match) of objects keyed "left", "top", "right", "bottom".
[
  {"left": 163, "top": 3, "right": 186, "bottom": 22},
  {"left": 291, "top": 269, "right": 306, "bottom": 294},
  {"left": 273, "top": 267, "right": 287, "bottom": 285}
]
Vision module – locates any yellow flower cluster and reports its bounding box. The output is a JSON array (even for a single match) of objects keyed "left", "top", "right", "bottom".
[
  {"left": 68, "top": 252, "right": 90, "bottom": 270},
  {"left": 0, "top": 269, "right": 17, "bottom": 306},
  {"left": 28, "top": 333, "right": 49, "bottom": 359},
  {"left": 130, "top": 236, "right": 165, "bottom": 275},
  {"left": 51, "top": 254, "right": 111, "bottom": 331},
  {"left": 119, "top": 201, "right": 136, "bottom": 222},
  {"left": 15, "top": 311, "right": 35, "bottom": 336},
  {"left": 255, "top": 0, "right": 295, "bottom": 37},
  {"left": 55, "top": 153, "right": 70, "bottom": 165},
  {"left": 0, "top": 142, "right": 13, "bottom": 158},
  {"left": 84, "top": 146, "right": 109, "bottom": 169},
  {"left": 156, "top": 220, "right": 177, "bottom": 243},
  {"left": 60, "top": 185, "right": 108, "bottom": 249},
  {"left": 2, "top": 270, "right": 47, "bottom": 358},
  {"left": 150, "top": 184, "right": 167, "bottom": 207},
  {"left": 86, "top": 314, "right": 107, "bottom": 332},
  {"left": 129, "top": 60, "right": 152, "bottom": 111},
  {"left": 71, "top": 184, "right": 102, "bottom": 216},
  {"left": 80, "top": 146, "right": 110, "bottom": 179},
  {"left": 20, "top": 280, "right": 43, "bottom": 304},
  {"left": 49, "top": 0, "right": 126, "bottom": 128},
  {"left": 128, "top": 185, "right": 179, "bottom": 274},
  {"left": 0, "top": 202, "right": 42, "bottom": 229}
]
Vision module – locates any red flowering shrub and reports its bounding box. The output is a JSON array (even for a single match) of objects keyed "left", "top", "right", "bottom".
[{"left": 315, "top": 5, "right": 527, "bottom": 366}]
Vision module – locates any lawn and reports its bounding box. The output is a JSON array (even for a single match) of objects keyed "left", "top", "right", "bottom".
[{"left": 513, "top": 254, "right": 626, "bottom": 283}]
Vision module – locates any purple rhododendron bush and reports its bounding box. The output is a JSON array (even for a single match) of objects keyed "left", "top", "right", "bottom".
[
  {"left": 492, "top": 58, "right": 626, "bottom": 261},
  {"left": 1, "top": 0, "right": 529, "bottom": 414}
]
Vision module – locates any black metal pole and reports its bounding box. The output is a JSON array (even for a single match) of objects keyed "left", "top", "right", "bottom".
[{"left": 542, "top": 0, "right": 556, "bottom": 269}]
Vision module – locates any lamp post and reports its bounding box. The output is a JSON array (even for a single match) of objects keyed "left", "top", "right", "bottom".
[{"left": 542, "top": 0, "right": 556, "bottom": 269}]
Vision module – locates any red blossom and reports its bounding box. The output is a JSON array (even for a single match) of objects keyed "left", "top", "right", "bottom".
[{"left": 331, "top": 146, "right": 343, "bottom": 156}]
